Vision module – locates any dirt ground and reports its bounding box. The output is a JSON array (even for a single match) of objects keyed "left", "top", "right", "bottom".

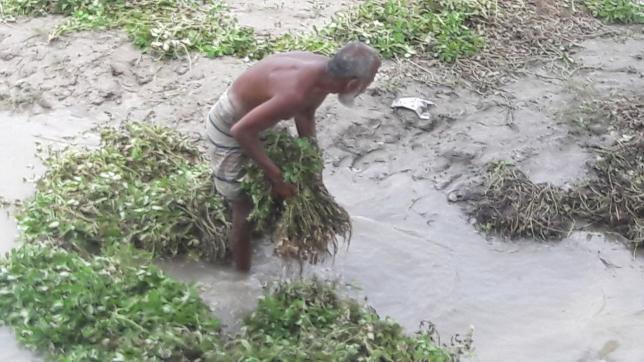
[{"left": 1, "top": 1, "right": 644, "bottom": 361}]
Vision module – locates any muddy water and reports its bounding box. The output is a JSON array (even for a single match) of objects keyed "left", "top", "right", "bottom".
[{"left": 161, "top": 169, "right": 644, "bottom": 362}]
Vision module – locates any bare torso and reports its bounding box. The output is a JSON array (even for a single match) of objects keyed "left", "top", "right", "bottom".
[{"left": 229, "top": 52, "right": 330, "bottom": 118}]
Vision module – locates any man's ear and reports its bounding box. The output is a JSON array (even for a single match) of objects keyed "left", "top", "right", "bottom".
[{"left": 345, "top": 78, "right": 361, "bottom": 93}]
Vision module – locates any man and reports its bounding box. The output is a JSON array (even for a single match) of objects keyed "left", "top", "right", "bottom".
[{"left": 206, "top": 41, "right": 381, "bottom": 271}]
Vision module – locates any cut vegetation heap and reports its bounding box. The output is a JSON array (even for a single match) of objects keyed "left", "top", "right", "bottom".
[
  {"left": 472, "top": 141, "right": 643, "bottom": 246},
  {"left": 469, "top": 96, "right": 643, "bottom": 247},
  {"left": 0, "top": 244, "right": 222, "bottom": 361},
  {"left": 0, "top": 244, "right": 462, "bottom": 361},
  {"left": 18, "top": 122, "right": 351, "bottom": 264},
  {"left": 225, "top": 278, "right": 468, "bottom": 361},
  {"left": 472, "top": 162, "right": 573, "bottom": 240},
  {"left": 18, "top": 122, "right": 230, "bottom": 260},
  {"left": 1, "top": 0, "right": 258, "bottom": 58},
  {"left": 2, "top": 0, "right": 641, "bottom": 90}
]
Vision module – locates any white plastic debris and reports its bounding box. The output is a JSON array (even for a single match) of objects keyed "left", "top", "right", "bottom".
[{"left": 391, "top": 97, "right": 434, "bottom": 120}]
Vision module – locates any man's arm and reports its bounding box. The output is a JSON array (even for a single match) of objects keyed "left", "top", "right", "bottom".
[
  {"left": 294, "top": 107, "right": 324, "bottom": 184},
  {"left": 230, "top": 96, "right": 298, "bottom": 195},
  {"left": 294, "top": 108, "right": 316, "bottom": 140}
]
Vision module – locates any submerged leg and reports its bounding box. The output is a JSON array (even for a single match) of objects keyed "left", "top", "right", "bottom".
[{"left": 230, "top": 196, "right": 253, "bottom": 272}]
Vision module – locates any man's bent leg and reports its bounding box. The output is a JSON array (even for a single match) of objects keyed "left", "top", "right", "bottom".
[{"left": 231, "top": 196, "right": 253, "bottom": 272}]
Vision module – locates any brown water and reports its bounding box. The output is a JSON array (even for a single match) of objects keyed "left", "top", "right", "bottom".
[
  {"left": 161, "top": 170, "right": 644, "bottom": 362},
  {"left": 1, "top": 14, "right": 644, "bottom": 362}
]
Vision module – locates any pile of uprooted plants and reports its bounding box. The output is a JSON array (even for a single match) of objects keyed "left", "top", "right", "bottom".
[
  {"left": 0, "top": 244, "right": 465, "bottom": 361},
  {"left": 467, "top": 97, "right": 643, "bottom": 246},
  {"left": 0, "top": 122, "right": 467, "bottom": 360},
  {"left": 18, "top": 122, "right": 350, "bottom": 264},
  {"left": 4, "top": 0, "right": 641, "bottom": 93}
]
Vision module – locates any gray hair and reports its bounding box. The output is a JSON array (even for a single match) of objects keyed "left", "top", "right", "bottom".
[{"left": 327, "top": 41, "right": 380, "bottom": 80}]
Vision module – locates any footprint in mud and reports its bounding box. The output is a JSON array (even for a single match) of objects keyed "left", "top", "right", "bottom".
[
  {"left": 0, "top": 50, "right": 17, "bottom": 61},
  {"left": 88, "top": 79, "right": 122, "bottom": 106},
  {"left": 438, "top": 132, "right": 486, "bottom": 163},
  {"left": 446, "top": 176, "right": 483, "bottom": 203},
  {"left": 1, "top": 81, "right": 49, "bottom": 112}
]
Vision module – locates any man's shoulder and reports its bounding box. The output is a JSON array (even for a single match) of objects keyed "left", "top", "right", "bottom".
[{"left": 272, "top": 51, "right": 329, "bottom": 61}]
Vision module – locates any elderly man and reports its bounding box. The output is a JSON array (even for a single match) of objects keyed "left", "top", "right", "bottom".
[{"left": 206, "top": 41, "right": 381, "bottom": 271}]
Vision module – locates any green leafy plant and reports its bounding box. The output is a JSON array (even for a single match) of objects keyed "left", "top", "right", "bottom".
[
  {"left": 0, "top": 247, "right": 462, "bottom": 361},
  {"left": 17, "top": 122, "right": 230, "bottom": 260},
  {"left": 241, "top": 130, "right": 351, "bottom": 264},
  {"left": 585, "top": 0, "right": 644, "bottom": 23},
  {"left": 115, "top": 0, "right": 258, "bottom": 58},
  {"left": 430, "top": 10, "right": 484, "bottom": 62},
  {"left": 0, "top": 0, "right": 95, "bottom": 16},
  {"left": 2, "top": 0, "right": 259, "bottom": 58},
  {"left": 3, "top": 0, "right": 486, "bottom": 61},
  {"left": 264, "top": 0, "right": 485, "bottom": 61},
  {"left": 0, "top": 243, "right": 222, "bottom": 361},
  {"left": 226, "top": 278, "right": 462, "bottom": 361}
]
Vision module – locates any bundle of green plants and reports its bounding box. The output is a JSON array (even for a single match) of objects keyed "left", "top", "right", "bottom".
[
  {"left": 567, "top": 139, "right": 643, "bottom": 245},
  {"left": 241, "top": 130, "right": 351, "bottom": 264},
  {"left": 17, "top": 122, "right": 229, "bottom": 260},
  {"left": 225, "top": 278, "right": 463, "bottom": 361},
  {"left": 1, "top": 0, "right": 258, "bottom": 58},
  {"left": 584, "top": 0, "right": 644, "bottom": 23},
  {"left": 471, "top": 162, "right": 573, "bottom": 240},
  {"left": 0, "top": 243, "right": 222, "bottom": 361},
  {"left": 259, "top": 0, "right": 485, "bottom": 62}
]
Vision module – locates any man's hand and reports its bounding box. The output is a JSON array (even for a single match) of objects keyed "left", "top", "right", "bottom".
[{"left": 271, "top": 177, "right": 297, "bottom": 199}]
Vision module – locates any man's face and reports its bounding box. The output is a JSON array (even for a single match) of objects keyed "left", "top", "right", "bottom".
[
  {"left": 338, "top": 62, "right": 379, "bottom": 107},
  {"left": 338, "top": 90, "right": 359, "bottom": 107},
  {"left": 338, "top": 78, "right": 371, "bottom": 108}
]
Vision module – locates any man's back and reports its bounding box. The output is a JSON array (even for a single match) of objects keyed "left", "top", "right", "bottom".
[{"left": 230, "top": 52, "right": 330, "bottom": 117}]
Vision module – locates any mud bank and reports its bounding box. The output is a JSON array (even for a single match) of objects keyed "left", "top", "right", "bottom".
[{"left": 1, "top": 13, "right": 644, "bottom": 362}]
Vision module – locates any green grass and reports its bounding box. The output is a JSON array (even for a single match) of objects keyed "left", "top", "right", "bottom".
[
  {"left": 264, "top": 0, "right": 486, "bottom": 62},
  {"left": 585, "top": 0, "right": 644, "bottom": 23},
  {"left": 2, "top": 0, "right": 259, "bottom": 58},
  {"left": 2, "top": 0, "right": 486, "bottom": 62}
]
